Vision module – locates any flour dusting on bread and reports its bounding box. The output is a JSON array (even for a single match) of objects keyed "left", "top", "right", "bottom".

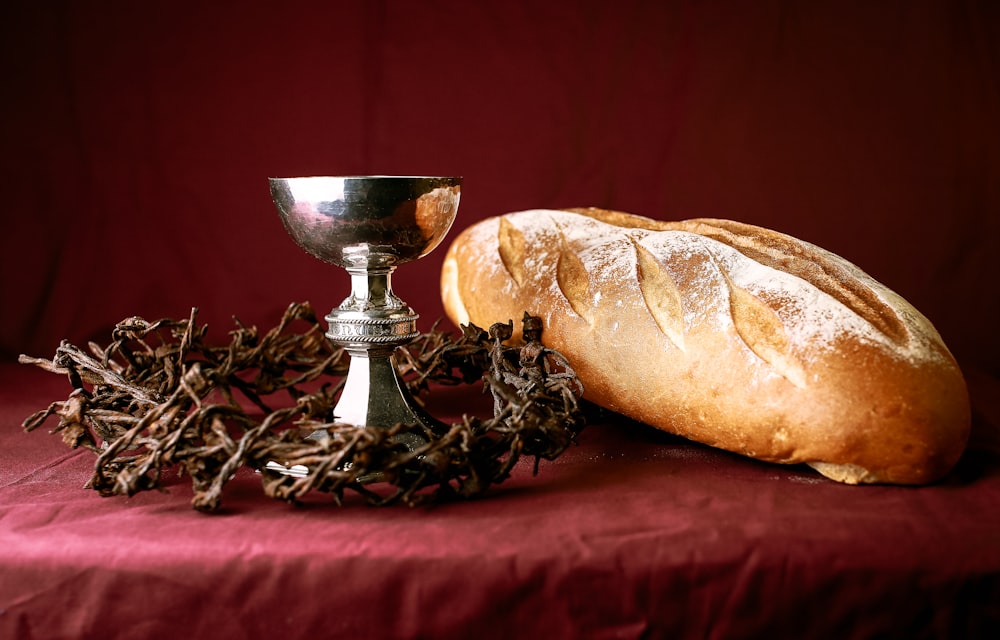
[{"left": 511, "top": 209, "right": 944, "bottom": 366}]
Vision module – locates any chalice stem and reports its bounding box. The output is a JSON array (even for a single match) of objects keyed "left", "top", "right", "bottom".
[
  {"left": 324, "top": 268, "right": 444, "bottom": 447},
  {"left": 347, "top": 268, "right": 402, "bottom": 309}
]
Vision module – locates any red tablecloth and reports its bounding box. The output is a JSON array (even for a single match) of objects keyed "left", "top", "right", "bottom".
[{"left": 2, "top": 362, "right": 998, "bottom": 639}]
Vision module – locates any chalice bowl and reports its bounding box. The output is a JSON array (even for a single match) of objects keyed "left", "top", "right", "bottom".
[{"left": 269, "top": 176, "right": 461, "bottom": 453}]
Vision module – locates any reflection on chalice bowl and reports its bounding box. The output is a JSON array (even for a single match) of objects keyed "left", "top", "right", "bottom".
[{"left": 269, "top": 176, "right": 462, "bottom": 462}]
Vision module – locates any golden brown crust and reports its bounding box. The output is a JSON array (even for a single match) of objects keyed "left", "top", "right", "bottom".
[{"left": 440, "top": 208, "right": 971, "bottom": 484}]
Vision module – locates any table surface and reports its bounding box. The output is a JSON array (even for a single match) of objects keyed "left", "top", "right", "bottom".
[{"left": 2, "top": 362, "right": 999, "bottom": 639}]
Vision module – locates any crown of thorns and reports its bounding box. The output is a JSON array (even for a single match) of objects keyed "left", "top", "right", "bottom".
[{"left": 21, "top": 303, "right": 586, "bottom": 512}]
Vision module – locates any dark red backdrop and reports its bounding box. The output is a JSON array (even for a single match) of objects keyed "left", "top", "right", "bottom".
[{"left": 3, "top": 1, "right": 998, "bottom": 379}]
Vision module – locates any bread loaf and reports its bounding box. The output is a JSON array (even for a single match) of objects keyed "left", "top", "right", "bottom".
[{"left": 440, "top": 208, "right": 971, "bottom": 484}]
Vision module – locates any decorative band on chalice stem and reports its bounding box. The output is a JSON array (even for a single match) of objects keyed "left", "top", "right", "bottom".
[
  {"left": 324, "top": 268, "right": 421, "bottom": 346},
  {"left": 324, "top": 313, "right": 421, "bottom": 345},
  {"left": 269, "top": 176, "right": 462, "bottom": 461}
]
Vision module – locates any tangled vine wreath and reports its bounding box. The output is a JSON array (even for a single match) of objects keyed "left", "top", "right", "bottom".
[{"left": 19, "top": 303, "right": 586, "bottom": 512}]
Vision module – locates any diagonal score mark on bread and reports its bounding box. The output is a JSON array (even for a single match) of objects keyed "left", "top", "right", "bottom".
[
  {"left": 497, "top": 215, "right": 526, "bottom": 287},
  {"left": 630, "top": 235, "right": 686, "bottom": 352},
  {"left": 551, "top": 215, "right": 595, "bottom": 321},
  {"left": 711, "top": 253, "right": 808, "bottom": 388}
]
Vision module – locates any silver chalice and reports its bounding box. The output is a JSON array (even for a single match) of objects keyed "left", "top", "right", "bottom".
[{"left": 269, "top": 175, "right": 462, "bottom": 454}]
